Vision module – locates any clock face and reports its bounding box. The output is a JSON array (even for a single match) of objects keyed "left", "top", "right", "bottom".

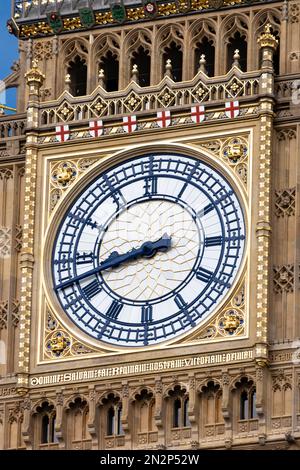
[{"left": 52, "top": 153, "right": 246, "bottom": 348}]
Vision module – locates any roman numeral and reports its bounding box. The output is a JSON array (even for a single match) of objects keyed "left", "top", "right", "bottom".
[
  {"left": 106, "top": 300, "right": 123, "bottom": 320},
  {"left": 174, "top": 293, "right": 187, "bottom": 309},
  {"left": 141, "top": 305, "right": 153, "bottom": 323},
  {"left": 144, "top": 176, "right": 158, "bottom": 196},
  {"left": 205, "top": 236, "right": 223, "bottom": 247},
  {"left": 82, "top": 279, "right": 102, "bottom": 300},
  {"left": 196, "top": 267, "right": 213, "bottom": 283}
]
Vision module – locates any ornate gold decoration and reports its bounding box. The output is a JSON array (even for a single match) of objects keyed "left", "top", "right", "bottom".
[
  {"left": 257, "top": 24, "right": 279, "bottom": 50},
  {"left": 46, "top": 330, "right": 71, "bottom": 357},
  {"left": 52, "top": 162, "right": 77, "bottom": 188},
  {"left": 222, "top": 137, "right": 248, "bottom": 164},
  {"left": 218, "top": 309, "right": 244, "bottom": 336},
  {"left": 44, "top": 307, "right": 101, "bottom": 360},
  {"left": 49, "top": 157, "right": 98, "bottom": 213},
  {"left": 57, "top": 102, "right": 74, "bottom": 121}
]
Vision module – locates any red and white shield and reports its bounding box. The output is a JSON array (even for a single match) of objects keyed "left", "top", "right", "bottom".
[
  {"left": 89, "top": 120, "right": 103, "bottom": 138},
  {"left": 55, "top": 125, "right": 70, "bottom": 142},
  {"left": 157, "top": 110, "right": 171, "bottom": 128},
  {"left": 123, "top": 115, "right": 137, "bottom": 133},
  {"left": 225, "top": 101, "right": 240, "bottom": 118},
  {"left": 191, "top": 105, "right": 205, "bottom": 124}
]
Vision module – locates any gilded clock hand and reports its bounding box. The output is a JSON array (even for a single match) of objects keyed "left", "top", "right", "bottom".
[{"left": 55, "top": 233, "right": 172, "bottom": 291}]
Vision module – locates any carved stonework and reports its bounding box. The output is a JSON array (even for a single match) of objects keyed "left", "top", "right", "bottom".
[
  {"left": 185, "top": 282, "right": 246, "bottom": 342},
  {"left": 15, "top": 225, "right": 23, "bottom": 253},
  {"left": 12, "top": 300, "right": 20, "bottom": 327},
  {"left": 0, "top": 226, "right": 11, "bottom": 257},
  {"left": 275, "top": 188, "right": 295, "bottom": 217},
  {"left": 0, "top": 300, "right": 8, "bottom": 330},
  {"left": 289, "top": 2, "right": 300, "bottom": 23},
  {"left": 273, "top": 265, "right": 294, "bottom": 293},
  {"left": 43, "top": 306, "right": 100, "bottom": 360},
  {"left": 33, "top": 40, "right": 53, "bottom": 62},
  {"left": 199, "top": 135, "right": 249, "bottom": 187},
  {"left": 276, "top": 129, "right": 297, "bottom": 141},
  {"left": 49, "top": 157, "right": 99, "bottom": 213}
]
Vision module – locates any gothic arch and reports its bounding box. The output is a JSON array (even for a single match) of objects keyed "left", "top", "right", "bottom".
[
  {"left": 220, "top": 14, "right": 249, "bottom": 73},
  {"left": 64, "top": 396, "right": 89, "bottom": 448},
  {"left": 229, "top": 373, "right": 256, "bottom": 391},
  {"left": 64, "top": 394, "right": 89, "bottom": 411},
  {"left": 97, "top": 390, "right": 121, "bottom": 406},
  {"left": 188, "top": 19, "right": 217, "bottom": 78},
  {"left": 163, "top": 382, "right": 188, "bottom": 400},
  {"left": 58, "top": 38, "right": 89, "bottom": 96},
  {"left": 197, "top": 378, "right": 222, "bottom": 393},
  {"left": 31, "top": 398, "right": 56, "bottom": 415},
  {"left": 92, "top": 34, "right": 121, "bottom": 92},
  {"left": 130, "top": 386, "right": 155, "bottom": 403},
  {"left": 124, "top": 28, "right": 152, "bottom": 85},
  {"left": 155, "top": 24, "right": 184, "bottom": 82}
]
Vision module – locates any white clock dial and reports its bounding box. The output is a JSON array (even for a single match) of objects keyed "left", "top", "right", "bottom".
[{"left": 52, "top": 153, "right": 246, "bottom": 347}]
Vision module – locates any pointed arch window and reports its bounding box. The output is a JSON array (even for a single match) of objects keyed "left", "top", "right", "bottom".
[
  {"left": 162, "top": 42, "right": 182, "bottom": 82},
  {"left": 107, "top": 406, "right": 115, "bottom": 436},
  {"left": 36, "top": 402, "right": 57, "bottom": 445},
  {"left": 227, "top": 31, "right": 247, "bottom": 72},
  {"left": 100, "top": 51, "right": 119, "bottom": 92},
  {"left": 131, "top": 46, "right": 151, "bottom": 86},
  {"left": 67, "top": 56, "right": 87, "bottom": 96},
  {"left": 194, "top": 37, "right": 215, "bottom": 76},
  {"left": 240, "top": 391, "right": 249, "bottom": 420}
]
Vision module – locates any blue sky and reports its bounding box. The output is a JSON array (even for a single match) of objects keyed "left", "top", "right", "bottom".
[{"left": 0, "top": 1, "right": 18, "bottom": 108}]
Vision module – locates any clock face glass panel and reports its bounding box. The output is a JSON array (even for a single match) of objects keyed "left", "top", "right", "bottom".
[{"left": 52, "top": 153, "right": 246, "bottom": 347}]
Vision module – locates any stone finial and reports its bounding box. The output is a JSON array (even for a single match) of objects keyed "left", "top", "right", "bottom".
[
  {"left": 165, "top": 58, "right": 173, "bottom": 78},
  {"left": 233, "top": 49, "right": 240, "bottom": 67},
  {"left": 98, "top": 68, "right": 105, "bottom": 87},
  {"left": 64, "top": 73, "right": 71, "bottom": 85},
  {"left": 24, "top": 58, "right": 45, "bottom": 87},
  {"left": 199, "top": 54, "right": 207, "bottom": 74},
  {"left": 131, "top": 63, "right": 139, "bottom": 83},
  {"left": 257, "top": 23, "right": 279, "bottom": 50}
]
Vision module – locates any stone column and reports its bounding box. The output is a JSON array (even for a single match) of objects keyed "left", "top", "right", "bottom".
[
  {"left": 255, "top": 25, "right": 278, "bottom": 366},
  {"left": 17, "top": 60, "right": 45, "bottom": 395}
]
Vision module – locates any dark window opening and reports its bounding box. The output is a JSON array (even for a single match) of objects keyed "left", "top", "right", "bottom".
[
  {"left": 162, "top": 42, "right": 183, "bottom": 82},
  {"left": 117, "top": 406, "right": 123, "bottom": 435},
  {"left": 173, "top": 398, "right": 181, "bottom": 428},
  {"left": 41, "top": 415, "right": 49, "bottom": 444},
  {"left": 183, "top": 398, "right": 189, "bottom": 427},
  {"left": 227, "top": 32, "right": 247, "bottom": 72},
  {"left": 240, "top": 391, "right": 249, "bottom": 420},
  {"left": 107, "top": 406, "right": 115, "bottom": 436},
  {"left": 68, "top": 56, "right": 87, "bottom": 97},
  {"left": 131, "top": 46, "right": 151, "bottom": 87},
  {"left": 100, "top": 51, "right": 119, "bottom": 92},
  {"left": 194, "top": 37, "right": 215, "bottom": 76}
]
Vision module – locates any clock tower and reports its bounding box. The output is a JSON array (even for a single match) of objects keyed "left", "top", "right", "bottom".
[{"left": 0, "top": 0, "right": 300, "bottom": 450}]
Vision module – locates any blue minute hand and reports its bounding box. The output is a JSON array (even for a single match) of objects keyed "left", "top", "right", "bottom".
[{"left": 55, "top": 233, "right": 172, "bottom": 291}]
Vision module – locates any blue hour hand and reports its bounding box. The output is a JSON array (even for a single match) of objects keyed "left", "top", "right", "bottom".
[{"left": 55, "top": 233, "right": 172, "bottom": 291}]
